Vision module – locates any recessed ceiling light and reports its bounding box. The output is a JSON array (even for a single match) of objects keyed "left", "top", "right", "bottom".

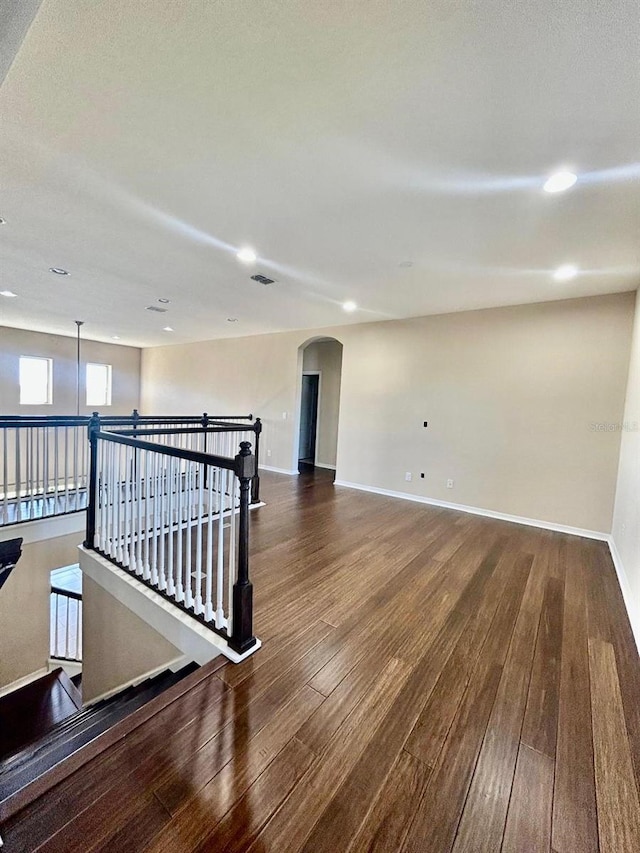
[
  {"left": 553, "top": 264, "right": 579, "bottom": 282},
  {"left": 237, "top": 247, "right": 257, "bottom": 264},
  {"left": 158, "top": 298, "right": 170, "bottom": 304},
  {"left": 227, "top": 317, "right": 238, "bottom": 323},
  {"left": 49, "top": 267, "right": 70, "bottom": 275},
  {"left": 543, "top": 171, "right": 577, "bottom": 193},
  {"left": 111, "top": 335, "right": 121, "bottom": 340},
  {"left": 343, "top": 300, "right": 357, "bottom": 313},
  {"left": 0, "top": 289, "right": 17, "bottom": 297},
  {"left": 163, "top": 326, "right": 174, "bottom": 332}
]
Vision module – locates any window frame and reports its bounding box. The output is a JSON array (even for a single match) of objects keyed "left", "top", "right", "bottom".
[
  {"left": 19, "top": 355, "right": 53, "bottom": 406},
  {"left": 85, "top": 362, "right": 113, "bottom": 407}
]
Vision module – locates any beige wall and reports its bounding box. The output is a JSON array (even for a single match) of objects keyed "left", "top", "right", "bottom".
[
  {"left": 612, "top": 290, "right": 640, "bottom": 626},
  {"left": 142, "top": 292, "right": 635, "bottom": 532},
  {"left": 0, "top": 530, "right": 80, "bottom": 688},
  {"left": 0, "top": 326, "right": 141, "bottom": 415},
  {"left": 81, "top": 575, "right": 181, "bottom": 703},
  {"left": 141, "top": 329, "right": 303, "bottom": 470},
  {"left": 302, "top": 340, "right": 342, "bottom": 468}
]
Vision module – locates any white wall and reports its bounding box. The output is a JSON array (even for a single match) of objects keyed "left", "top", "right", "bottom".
[
  {"left": 302, "top": 339, "right": 342, "bottom": 468},
  {"left": 612, "top": 290, "right": 640, "bottom": 640},
  {"left": 141, "top": 292, "right": 635, "bottom": 533},
  {"left": 0, "top": 326, "right": 141, "bottom": 415}
]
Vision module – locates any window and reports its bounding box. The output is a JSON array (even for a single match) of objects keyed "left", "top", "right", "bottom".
[
  {"left": 86, "top": 363, "right": 112, "bottom": 407},
  {"left": 19, "top": 356, "right": 53, "bottom": 405}
]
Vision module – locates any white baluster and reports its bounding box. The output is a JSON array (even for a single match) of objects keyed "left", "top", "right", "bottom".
[
  {"left": 99, "top": 439, "right": 107, "bottom": 552},
  {"left": 185, "top": 459, "right": 193, "bottom": 609},
  {"left": 227, "top": 473, "right": 238, "bottom": 636},
  {"left": 64, "top": 427, "right": 69, "bottom": 508},
  {"left": 215, "top": 467, "right": 226, "bottom": 627},
  {"left": 135, "top": 447, "right": 143, "bottom": 575},
  {"left": 115, "top": 443, "right": 124, "bottom": 564},
  {"left": 158, "top": 453, "right": 166, "bottom": 590},
  {"left": 194, "top": 462, "right": 204, "bottom": 614},
  {"left": 167, "top": 455, "right": 175, "bottom": 596},
  {"left": 176, "top": 456, "right": 184, "bottom": 602},
  {"left": 3, "top": 428, "right": 9, "bottom": 524},
  {"left": 151, "top": 451, "right": 159, "bottom": 586},
  {"left": 53, "top": 426, "right": 59, "bottom": 506},
  {"left": 143, "top": 449, "right": 151, "bottom": 580},
  {"left": 204, "top": 462, "right": 214, "bottom": 622},
  {"left": 123, "top": 444, "right": 131, "bottom": 567},
  {"left": 65, "top": 596, "right": 71, "bottom": 659},
  {"left": 54, "top": 593, "right": 60, "bottom": 658}
]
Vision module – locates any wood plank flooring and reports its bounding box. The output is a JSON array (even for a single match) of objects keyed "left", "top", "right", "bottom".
[{"left": 3, "top": 468, "right": 640, "bottom": 852}]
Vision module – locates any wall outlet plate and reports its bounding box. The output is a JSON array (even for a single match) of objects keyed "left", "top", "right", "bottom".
[
  {"left": 405, "top": 472, "right": 412, "bottom": 482},
  {"left": 447, "top": 479, "right": 454, "bottom": 488}
]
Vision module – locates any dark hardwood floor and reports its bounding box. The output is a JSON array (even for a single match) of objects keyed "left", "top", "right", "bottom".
[{"left": 3, "top": 468, "right": 640, "bottom": 852}]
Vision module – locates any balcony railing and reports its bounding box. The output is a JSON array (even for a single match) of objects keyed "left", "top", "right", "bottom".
[
  {"left": 84, "top": 421, "right": 257, "bottom": 655},
  {"left": 0, "top": 412, "right": 261, "bottom": 526}
]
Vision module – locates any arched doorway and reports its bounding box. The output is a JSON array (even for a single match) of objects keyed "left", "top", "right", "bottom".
[{"left": 293, "top": 337, "right": 343, "bottom": 477}]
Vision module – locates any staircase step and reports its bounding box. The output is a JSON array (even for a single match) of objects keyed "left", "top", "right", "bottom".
[
  {"left": 0, "top": 669, "right": 82, "bottom": 762},
  {"left": 0, "top": 663, "right": 199, "bottom": 805}
]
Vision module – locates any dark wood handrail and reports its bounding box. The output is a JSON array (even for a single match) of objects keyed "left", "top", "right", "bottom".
[
  {"left": 0, "top": 412, "right": 253, "bottom": 427},
  {"left": 92, "top": 430, "right": 244, "bottom": 472},
  {"left": 50, "top": 585, "right": 82, "bottom": 602}
]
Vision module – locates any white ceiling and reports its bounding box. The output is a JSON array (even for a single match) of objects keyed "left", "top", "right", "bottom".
[{"left": 0, "top": 0, "right": 638, "bottom": 348}]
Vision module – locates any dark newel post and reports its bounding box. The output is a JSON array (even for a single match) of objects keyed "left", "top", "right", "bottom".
[
  {"left": 230, "top": 441, "right": 257, "bottom": 654},
  {"left": 202, "top": 412, "right": 209, "bottom": 454},
  {"left": 84, "top": 412, "right": 101, "bottom": 549},
  {"left": 251, "top": 418, "right": 262, "bottom": 504},
  {"left": 132, "top": 408, "right": 139, "bottom": 435}
]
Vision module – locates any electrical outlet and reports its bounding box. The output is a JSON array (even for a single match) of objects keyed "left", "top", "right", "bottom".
[
  {"left": 447, "top": 479, "right": 454, "bottom": 489},
  {"left": 267, "top": 449, "right": 272, "bottom": 457},
  {"left": 405, "top": 472, "right": 412, "bottom": 482},
  {"left": 282, "top": 411, "right": 287, "bottom": 420}
]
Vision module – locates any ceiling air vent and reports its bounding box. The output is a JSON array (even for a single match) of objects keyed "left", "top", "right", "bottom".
[
  {"left": 251, "top": 274, "right": 275, "bottom": 285},
  {"left": 146, "top": 305, "right": 168, "bottom": 313}
]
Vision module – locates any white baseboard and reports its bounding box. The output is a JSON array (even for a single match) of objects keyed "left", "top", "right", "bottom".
[
  {"left": 315, "top": 462, "right": 337, "bottom": 470},
  {"left": 333, "top": 480, "right": 609, "bottom": 541},
  {"left": 259, "top": 465, "right": 298, "bottom": 476},
  {"left": 606, "top": 536, "right": 640, "bottom": 655},
  {"left": 0, "top": 667, "right": 48, "bottom": 699},
  {"left": 84, "top": 654, "right": 189, "bottom": 706}
]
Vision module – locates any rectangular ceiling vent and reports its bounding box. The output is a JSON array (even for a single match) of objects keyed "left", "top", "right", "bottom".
[
  {"left": 146, "top": 305, "right": 168, "bottom": 313},
  {"left": 251, "top": 274, "right": 275, "bottom": 285}
]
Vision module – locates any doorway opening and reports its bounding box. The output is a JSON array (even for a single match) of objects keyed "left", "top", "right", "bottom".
[
  {"left": 295, "top": 338, "right": 343, "bottom": 477},
  {"left": 299, "top": 372, "right": 320, "bottom": 471}
]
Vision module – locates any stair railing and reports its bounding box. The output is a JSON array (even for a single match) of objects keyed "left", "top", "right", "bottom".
[
  {"left": 84, "top": 422, "right": 257, "bottom": 655},
  {"left": 50, "top": 586, "right": 82, "bottom": 662}
]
